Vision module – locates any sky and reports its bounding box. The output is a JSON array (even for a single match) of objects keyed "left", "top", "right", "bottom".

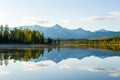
[{"left": 0, "top": 0, "right": 120, "bottom": 31}]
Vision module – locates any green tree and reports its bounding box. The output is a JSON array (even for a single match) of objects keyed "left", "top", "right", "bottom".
[
  {"left": 41, "top": 33, "right": 44, "bottom": 44},
  {"left": 3, "top": 25, "right": 10, "bottom": 43},
  {"left": 47, "top": 37, "right": 53, "bottom": 45},
  {"left": 0, "top": 25, "right": 4, "bottom": 42},
  {"left": 0, "top": 24, "right": 47, "bottom": 44},
  {"left": 32, "top": 30, "right": 41, "bottom": 44}
]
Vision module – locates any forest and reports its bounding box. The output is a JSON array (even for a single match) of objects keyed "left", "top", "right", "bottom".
[
  {"left": 0, "top": 25, "right": 61, "bottom": 44},
  {"left": 60, "top": 36, "right": 120, "bottom": 52},
  {"left": 0, "top": 25, "right": 46, "bottom": 44},
  {"left": 60, "top": 36, "right": 120, "bottom": 45}
]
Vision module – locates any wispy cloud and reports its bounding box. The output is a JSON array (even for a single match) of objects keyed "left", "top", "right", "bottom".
[
  {"left": 110, "top": 11, "right": 120, "bottom": 16},
  {"left": 0, "top": 13, "right": 12, "bottom": 17},
  {"left": 82, "top": 11, "right": 120, "bottom": 22},
  {"left": 84, "top": 16, "right": 116, "bottom": 22},
  {"left": 22, "top": 60, "right": 56, "bottom": 71},
  {"left": 110, "top": 72, "right": 120, "bottom": 77},
  {"left": 58, "top": 57, "right": 120, "bottom": 78},
  {"left": 59, "top": 64, "right": 72, "bottom": 69},
  {"left": 81, "top": 66, "right": 120, "bottom": 72},
  {"left": 59, "top": 64, "right": 120, "bottom": 77},
  {"left": 0, "top": 70, "right": 10, "bottom": 75},
  {"left": 22, "top": 17, "right": 54, "bottom": 26},
  {"left": 60, "top": 19, "right": 74, "bottom": 24},
  {"left": 80, "top": 66, "right": 120, "bottom": 77}
]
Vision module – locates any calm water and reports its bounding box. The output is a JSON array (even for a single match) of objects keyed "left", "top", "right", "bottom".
[{"left": 0, "top": 47, "right": 120, "bottom": 80}]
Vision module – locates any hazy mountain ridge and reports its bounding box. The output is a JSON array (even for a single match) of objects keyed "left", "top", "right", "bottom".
[{"left": 17, "top": 24, "right": 120, "bottom": 39}]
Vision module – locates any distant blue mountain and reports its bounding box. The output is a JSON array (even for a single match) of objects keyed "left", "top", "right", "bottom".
[
  {"left": 17, "top": 24, "right": 120, "bottom": 39},
  {"left": 96, "top": 29, "right": 108, "bottom": 32}
]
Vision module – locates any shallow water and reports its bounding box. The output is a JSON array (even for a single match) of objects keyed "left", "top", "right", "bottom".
[{"left": 0, "top": 47, "right": 120, "bottom": 80}]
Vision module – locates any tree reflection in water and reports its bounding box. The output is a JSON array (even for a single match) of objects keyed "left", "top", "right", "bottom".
[
  {"left": 0, "top": 49, "right": 44, "bottom": 66},
  {"left": 0, "top": 45, "right": 119, "bottom": 66}
]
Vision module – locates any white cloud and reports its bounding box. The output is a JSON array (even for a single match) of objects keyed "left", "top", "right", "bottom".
[
  {"left": 58, "top": 58, "right": 120, "bottom": 78},
  {"left": 0, "top": 70, "right": 10, "bottom": 75},
  {"left": 22, "top": 17, "right": 55, "bottom": 26},
  {"left": 110, "top": 72, "right": 120, "bottom": 77},
  {"left": 0, "top": 13, "right": 12, "bottom": 17},
  {"left": 22, "top": 60, "right": 56, "bottom": 71},
  {"left": 59, "top": 64, "right": 72, "bottom": 69},
  {"left": 110, "top": 11, "right": 120, "bottom": 16},
  {"left": 83, "top": 67, "right": 106, "bottom": 72},
  {"left": 60, "top": 19, "right": 74, "bottom": 24},
  {"left": 80, "top": 66, "right": 120, "bottom": 77},
  {"left": 84, "top": 16, "right": 116, "bottom": 22},
  {"left": 81, "top": 66, "right": 119, "bottom": 72},
  {"left": 82, "top": 11, "right": 120, "bottom": 22}
]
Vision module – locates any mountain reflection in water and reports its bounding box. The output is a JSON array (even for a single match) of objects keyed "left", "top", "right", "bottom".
[
  {"left": 0, "top": 46, "right": 120, "bottom": 80},
  {"left": 0, "top": 46, "right": 120, "bottom": 66}
]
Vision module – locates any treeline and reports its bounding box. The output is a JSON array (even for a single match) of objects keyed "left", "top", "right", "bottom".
[
  {"left": 60, "top": 36, "right": 120, "bottom": 45},
  {"left": 80, "top": 36, "right": 120, "bottom": 44},
  {"left": 0, "top": 25, "right": 61, "bottom": 44},
  {"left": 78, "top": 36, "right": 120, "bottom": 44},
  {"left": 60, "top": 36, "right": 120, "bottom": 52},
  {"left": 0, "top": 25, "right": 45, "bottom": 44}
]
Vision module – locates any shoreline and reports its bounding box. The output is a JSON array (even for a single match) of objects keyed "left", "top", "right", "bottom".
[
  {"left": 0, "top": 44, "right": 119, "bottom": 52},
  {"left": 0, "top": 44, "right": 58, "bottom": 49}
]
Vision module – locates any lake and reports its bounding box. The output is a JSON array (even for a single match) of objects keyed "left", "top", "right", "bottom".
[{"left": 0, "top": 46, "right": 120, "bottom": 80}]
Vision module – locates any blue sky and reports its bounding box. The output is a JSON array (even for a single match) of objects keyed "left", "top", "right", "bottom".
[{"left": 0, "top": 0, "right": 120, "bottom": 31}]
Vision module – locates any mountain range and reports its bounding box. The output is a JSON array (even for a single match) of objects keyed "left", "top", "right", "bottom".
[{"left": 17, "top": 24, "right": 120, "bottom": 39}]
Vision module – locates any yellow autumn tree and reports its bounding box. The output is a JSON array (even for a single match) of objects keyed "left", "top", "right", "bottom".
[{"left": 22, "top": 29, "right": 32, "bottom": 43}]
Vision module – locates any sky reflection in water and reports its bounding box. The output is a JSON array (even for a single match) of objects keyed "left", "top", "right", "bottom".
[{"left": 0, "top": 48, "right": 120, "bottom": 80}]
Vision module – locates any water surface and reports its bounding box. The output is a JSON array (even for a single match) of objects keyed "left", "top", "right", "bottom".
[{"left": 0, "top": 47, "right": 120, "bottom": 80}]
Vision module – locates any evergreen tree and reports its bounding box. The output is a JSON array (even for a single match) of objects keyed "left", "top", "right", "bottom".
[{"left": 3, "top": 25, "right": 9, "bottom": 43}]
